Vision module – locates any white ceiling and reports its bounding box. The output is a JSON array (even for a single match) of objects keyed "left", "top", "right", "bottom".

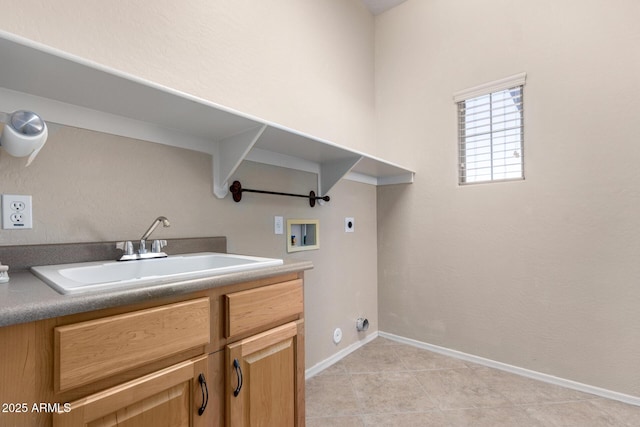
[{"left": 362, "top": 0, "right": 408, "bottom": 15}]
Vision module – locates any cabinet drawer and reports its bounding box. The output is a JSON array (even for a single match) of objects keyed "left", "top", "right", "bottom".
[
  {"left": 225, "top": 280, "right": 303, "bottom": 338},
  {"left": 55, "top": 297, "right": 210, "bottom": 391},
  {"left": 53, "top": 355, "right": 210, "bottom": 427}
]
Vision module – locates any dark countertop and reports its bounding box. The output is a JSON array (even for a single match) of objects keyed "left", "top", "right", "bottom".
[{"left": 0, "top": 260, "right": 313, "bottom": 328}]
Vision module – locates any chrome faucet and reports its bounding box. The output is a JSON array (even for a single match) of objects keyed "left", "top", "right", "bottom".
[
  {"left": 116, "top": 216, "right": 170, "bottom": 261},
  {"left": 141, "top": 216, "right": 170, "bottom": 241}
]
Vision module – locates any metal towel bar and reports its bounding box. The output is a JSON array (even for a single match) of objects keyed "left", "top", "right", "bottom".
[{"left": 229, "top": 180, "right": 330, "bottom": 207}]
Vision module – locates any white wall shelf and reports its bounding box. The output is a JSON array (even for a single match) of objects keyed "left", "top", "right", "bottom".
[{"left": 0, "top": 30, "right": 414, "bottom": 199}]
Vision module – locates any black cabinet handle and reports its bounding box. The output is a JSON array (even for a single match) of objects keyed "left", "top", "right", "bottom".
[
  {"left": 233, "top": 358, "right": 243, "bottom": 397},
  {"left": 198, "top": 373, "right": 209, "bottom": 416}
]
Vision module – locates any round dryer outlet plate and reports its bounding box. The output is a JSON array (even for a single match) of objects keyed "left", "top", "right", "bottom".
[{"left": 333, "top": 328, "right": 343, "bottom": 344}]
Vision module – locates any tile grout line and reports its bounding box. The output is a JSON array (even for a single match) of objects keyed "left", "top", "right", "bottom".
[{"left": 389, "top": 343, "right": 446, "bottom": 417}]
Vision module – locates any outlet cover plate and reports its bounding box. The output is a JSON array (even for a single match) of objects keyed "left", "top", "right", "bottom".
[
  {"left": 345, "top": 217, "right": 355, "bottom": 233},
  {"left": 2, "top": 194, "right": 33, "bottom": 229}
]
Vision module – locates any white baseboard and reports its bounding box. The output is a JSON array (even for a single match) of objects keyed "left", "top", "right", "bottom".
[
  {"left": 305, "top": 331, "right": 379, "bottom": 379},
  {"left": 378, "top": 331, "right": 640, "bottom": 407}
]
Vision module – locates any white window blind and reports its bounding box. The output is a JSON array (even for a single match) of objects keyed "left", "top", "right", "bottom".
[{"left": 454, "top": 73, "right": 526, "bottom": 184}]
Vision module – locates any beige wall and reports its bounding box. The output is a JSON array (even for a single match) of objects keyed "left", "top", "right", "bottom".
[
  {"left": 376, "top": 0, "right": 640, "bottom": 396},
  {"left": 0, "top": 0, "right": 376, "bottom": 155},
  {"left": 0, "top": 0, "right": 378, "bottom": 368}
]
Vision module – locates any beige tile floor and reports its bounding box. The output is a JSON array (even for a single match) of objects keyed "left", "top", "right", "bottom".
[{"left": 305, "top": 338, "right": 640, "bottom": 426}]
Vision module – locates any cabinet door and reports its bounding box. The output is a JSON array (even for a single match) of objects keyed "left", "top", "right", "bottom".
[
  {"left": 226, "top": 322, "right": 301, "bottom": 427},
  {"left": 53, "top": 355, "right": 212, "bottom": 427}
]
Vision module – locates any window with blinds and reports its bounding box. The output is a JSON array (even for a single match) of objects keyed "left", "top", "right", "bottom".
[{"left": 454, "top": 73, "right": 526, "bottom": 184}]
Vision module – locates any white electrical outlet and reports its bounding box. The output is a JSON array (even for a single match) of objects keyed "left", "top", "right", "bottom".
[
  {"left": 345, "top": 217, "right": 355, "bottom": 233},
  {"left": 274, "top": 216, "right": 284, "bottom": 235},
  {"left": 2, "top": 194, "right": 33, "bottom": 229}
]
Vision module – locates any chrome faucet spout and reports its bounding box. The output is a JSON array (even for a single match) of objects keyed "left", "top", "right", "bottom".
[
  {"left": 116, "top": 216, "right": 170, "bottom": 261},
  {"left": 141, "top": 216, "right": 170, "bottom": 241}
]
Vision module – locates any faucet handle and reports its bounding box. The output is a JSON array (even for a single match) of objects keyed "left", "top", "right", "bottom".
[
  {"left": 151, "top": 239, "right": 167, "bottom": 253},
  {"left": 116, "top": 241, "right": 134, "bottom": 255},
  {"left": 139, "top": 239, "right": 148, "bottom": 255}
]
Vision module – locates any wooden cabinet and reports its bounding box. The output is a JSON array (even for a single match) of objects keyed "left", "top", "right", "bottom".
[
  {"left": 224, "top": 280, "right": 303, "bottom": 338},
  {"left": 54, "top": 298, "right": 210, "bottom": 392},
  {"left": 53, "top": 355, "right": 210, "bottom": 427},
  {"left": 226, "top": 322, "right": 303, "bottom": 427},
  {"left": 0, "top": 272, "right": 305, "bottom": 427},
  {"left": 224, "top": 281, "right": 305, "bottom": 426},
  {"left": 52, "top": 298, "right": 213, "bottom": 427}
]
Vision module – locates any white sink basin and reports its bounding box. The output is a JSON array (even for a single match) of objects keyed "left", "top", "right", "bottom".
[{"left": 31, "top": 252, "right": 283, "bottom": 295}]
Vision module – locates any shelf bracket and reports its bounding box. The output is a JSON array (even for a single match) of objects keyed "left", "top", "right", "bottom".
[
  {"left": 318, "top": 156, "right": 363, "bottom": 196},
  {"left": 212, "top": 124, "right": 267, "bottom": 198}
]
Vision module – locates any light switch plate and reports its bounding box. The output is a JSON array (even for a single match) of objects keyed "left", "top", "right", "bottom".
[{"left": 274, "top": 216, "right": 284, "bottom": 235}]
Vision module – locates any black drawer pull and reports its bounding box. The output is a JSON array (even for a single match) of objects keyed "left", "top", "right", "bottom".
[
  {"left": 198, "top": 373, "right": 209, "bottom": 415},
  {"left": 233, "top": 358, "right": 243, "bottom": 397}
]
